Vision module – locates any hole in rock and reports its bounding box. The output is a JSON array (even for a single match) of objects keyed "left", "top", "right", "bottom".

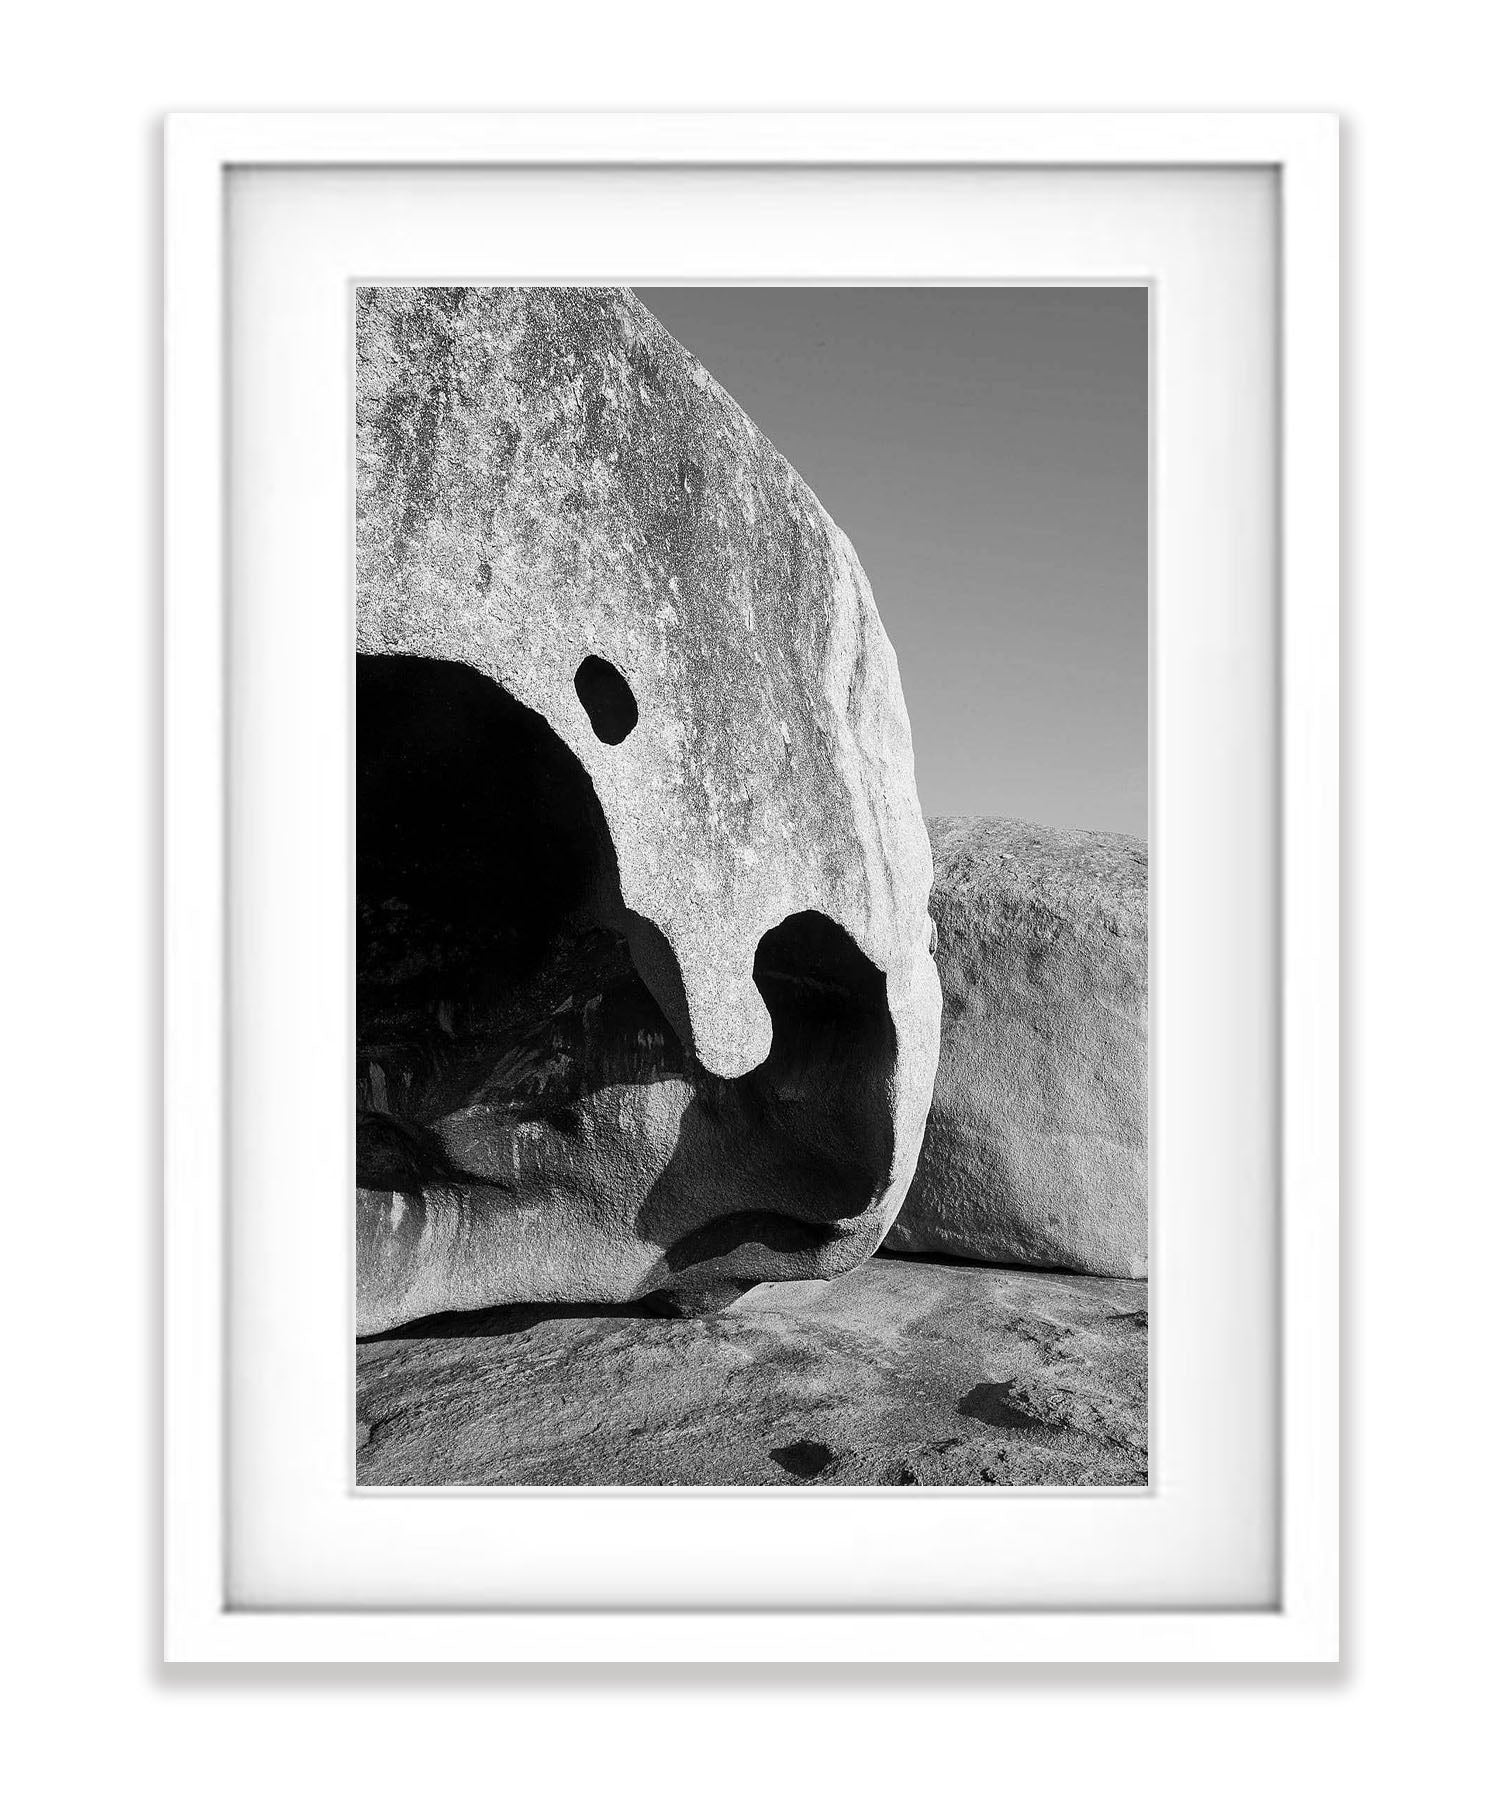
[
  {"left": 640, "top": 910, "right": 900, "bottom": 1272},
  {"left": 573, "top": 654, "right": 638, "bottom": 743},
  {"left": 356, "top": 653, "right": 683, "bottom": 1169},
  {"left": 357, "top": 654, "right": 905, "bottom": 1311},
  {"left": 748, "top": 910, "right": 899, "bottom": 1196}
]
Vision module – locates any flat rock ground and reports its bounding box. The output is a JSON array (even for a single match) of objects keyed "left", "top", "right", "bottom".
[{"left": 356, "top": 1253, "right": 1147, "bottom": 1487}]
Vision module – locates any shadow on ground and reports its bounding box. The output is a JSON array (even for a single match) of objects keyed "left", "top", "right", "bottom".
[{"left": 355, "top": 1252, "right": 1147, "bottom": 1489}]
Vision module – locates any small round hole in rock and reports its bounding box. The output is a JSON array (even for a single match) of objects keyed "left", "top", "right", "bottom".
[{"left": 574, "top": 655, "right": 638, "bottom": 743}]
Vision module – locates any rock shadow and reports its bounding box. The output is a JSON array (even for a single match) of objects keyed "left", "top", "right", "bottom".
[
  {"left": 769, "top": 1440, "right": 836, "bottom": 1480},
  {"left": 359, "top": 1296, "right": 658, "bottom": 1342},
  {"left": 958, "top": 1380, "right": 1045, "bottom": 1433}
]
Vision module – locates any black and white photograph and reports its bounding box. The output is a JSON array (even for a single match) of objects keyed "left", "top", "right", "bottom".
[
  {"left": 26, "top": 0, "right": 1500, "bottom": 1776},
  {"left": 354, "top": 284, "right": 1147, "bottom": 1486}
]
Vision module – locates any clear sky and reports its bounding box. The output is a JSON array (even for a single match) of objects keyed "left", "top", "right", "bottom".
[{"left": 636, "top": 287, "right": 1146, "bottom": 839}]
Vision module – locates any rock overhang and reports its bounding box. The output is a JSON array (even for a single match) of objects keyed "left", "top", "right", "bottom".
[{"left": 354, "top": 286, "right": 941, "bottom": 1330}]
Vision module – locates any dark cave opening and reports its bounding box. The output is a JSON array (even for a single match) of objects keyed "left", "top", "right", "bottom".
[
  {"left": 356, "top": 652, "right": 901, "bottom": 1295},
  {"left": 355, "top": 653, "right": 681, "bottom": 1161},
  {"left": 749, "top": 909, "right": 899, "bottom": 1195},
  {"left": 635, "top": 911, "right": 900, "bottom": 1270},
  {"left": 357, "top": 653, "right": 602, "bottom": 975}
]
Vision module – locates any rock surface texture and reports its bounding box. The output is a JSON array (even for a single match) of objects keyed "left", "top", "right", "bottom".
[
  {"left": 887, "top": 816, "right": 1147, "bottom": 1278},
  {"left": 357, "top": 1255, "right": 1147, "bottom": 1486},
  {"left": 355, "top": 287, "right": 941, "bottom": 1334}
]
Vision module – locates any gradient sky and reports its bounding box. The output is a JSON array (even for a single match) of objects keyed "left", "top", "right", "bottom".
[{"left": 636, "top": 287, "right": 1147, "bottom": 839}]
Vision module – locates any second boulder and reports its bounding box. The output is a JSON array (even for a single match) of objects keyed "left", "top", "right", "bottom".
[{"left": 887, "top": 815, "right": 1148, "bottom": 1279}]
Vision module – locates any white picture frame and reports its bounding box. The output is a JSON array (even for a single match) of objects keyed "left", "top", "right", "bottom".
[{"left": 164, "top": 111, "right": 1338, "bottom": 1663}]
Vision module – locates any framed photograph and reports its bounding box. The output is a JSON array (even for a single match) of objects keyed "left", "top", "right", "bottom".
[{"left": 164, "top": 112, "right": 1338, "bottom": 1661}]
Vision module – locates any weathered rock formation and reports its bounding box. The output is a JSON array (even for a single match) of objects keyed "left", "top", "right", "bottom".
[
  {"left": 886, "top": 817, "right": 1147, "bottom": 1278},
  {"left": 357, "top": 1256, "right": 1148, "bottom": 1487},
  {"left": 355, "top": 287, "right": 942, "bottom": 1335}
]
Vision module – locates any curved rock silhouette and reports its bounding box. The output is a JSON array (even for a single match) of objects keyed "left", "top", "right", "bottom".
[{"left": 355, "top": 288, "right": 941, "bottom": 1333}]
